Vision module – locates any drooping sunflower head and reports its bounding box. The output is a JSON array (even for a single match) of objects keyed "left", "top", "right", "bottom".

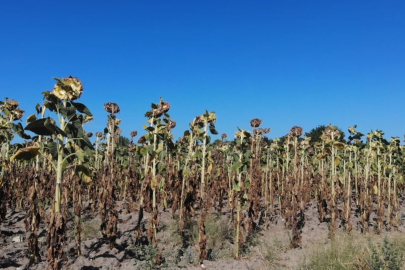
[
  {"left": 324, "top": 124, "right": 340, "bottom": 140},
  {"left": 250, "top": 118, "right": 262, "bottom": 128},
  {"left": 2, "top": 99, "right": 19, "bottom": 111},
  {"left": 167, "top": 120, "right": 176, "bottom": 130},
  {"left": 150, "top": 100, "right": 171, "bottom": 118},
  {"left": 87, "top": 132, "right": 93, "bottom": 138},
  {"left": 192, "top": 111, "right": 217, "bottom": 126},
  {"left": 96, "top": 132, "right": 103, "bottom": 138},
  {"left": 104, "top": 102, "right": 120, "bottom": 115},
  {"left": 254, "top": 128, "right": 271, "bottom": 136},
  {"left": 207, "top": 111, "right": 217, "bottom": 124},
  {"left": 348, "top": 125, "right": 357, "bottom": 135},
  {"left": 12, "top": 108, "right": 25, "bottom": 120},
  {"left": 52, "top": 76, "right": 83, "bottom": 101},
  {"left": 130, "top": 131, "right": 138, "bottom": 138},
  {"left": 137, "top": 135, "right": 146, "bottom": 144},
  {"left": 191, "top": 116, "right": 203, "bottom": 126},
  {"left": 290, "top": 126, "right": 303, "bottom": 137}
]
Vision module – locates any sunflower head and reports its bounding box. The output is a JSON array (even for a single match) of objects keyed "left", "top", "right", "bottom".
[
  {"left": 250, "top": 118, "right": 262, "bottom": 128},
  {"left": 87, "top": 132, "right": 93, "bottom": 138},
  {"left": 130, "top": 131, "right": 138, "bottom": 138},
  {"left": 167, "top": 120, "right": 176, "bottom": 130},
  {"left": 2, "top": 99, "right": 19, "bottom": 110},
  {"left": 254, "top": 128, "right": 271, "bottom": 136},
  {"left": 138, "top": 135, "right": 146, "bottom": 144},
  {"left": 290, "top": 126, "right": 303, "bottom": 137},
  {"left": 348, "top": 125, "right": 357, "bottom": 135},
  {"left": 104, "top": 102, "right": 120, "bottom": 115},
  {"left": 96, "top": 132, "right": 103, "bottom": 138},
  {"left": 324, "top": 124, "right": 340, "bottom": 140},
  {"left": 191, "top": 116, "right": 203, "bottom": 126},
  {"left": 150, "top": 100, "right": 171, "bottom": 118},
  {"left": 12, "top": 108, "right": 25, "bottom": 120},
  {"left": 52, "top": 76, "right": 83, "bottom": 101}
]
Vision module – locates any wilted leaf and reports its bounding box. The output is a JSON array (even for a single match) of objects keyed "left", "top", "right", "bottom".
[
  {"left": 26, "top": 114, "right": 37, "bottom": 124},
  {"left": 12, "top": 123, "right": 31, "bottom": 139},
  {"left": 75, "top": 165, "right": 92, "bottom": 183},
  {"left": 35, "top": 103, "right": 42, "bottom": 115},
  {"left": 159, "top": 177, "right": 166, "bottom": 190},
  {"left": 209, "top": 123, "right": 218, "bottom": 135},
  {"left": 397, "top": 174, "right": 404, "bottom": 184},
  {"left": 156, "top": 143, "right": 163, "bottom": 153},
  {"left": 158, "top": 162, "right": 166, "bottom": 172},
  {"left": 47, "top": 142, "right": 58, "bottom": 159},
  {"left": 333, "top": 142, "right": 345, "bottom": 150},
  {"left": 207, "top": 163, "right": 213, "bottom": 174},
  {"left": 10, "top": 145, "right": 40, "bottom": 161},
  {"left": 25, "top": 117, "right": 66, "bottom": 136},
  {"left": 71, "top": 101, "right": 93, "bottom": 117},
  {"left": 334, "top": 156, "right": 342, "bottom": 167}
]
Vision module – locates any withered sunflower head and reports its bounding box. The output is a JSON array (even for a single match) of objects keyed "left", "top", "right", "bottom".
[
  {"left": 104, "top": 102, "right": 120, "bottom": 115},
  {"left": 150, "top": 101, "right": 171, "bottom": 118},
  {"left": 250, "top": 118, "right": 262, "bottom": 128},
  {"left": 96, "top": 132, "right": 103, "bottom": 138},
  {"left": 12, "top": 108, "right": 25, "bottom": 120},
  {"left": 87, "top": 132, "right": 93, "bottom": 138},
  {"left": 3, "top": 99, "right": 19, "bottom": 110},
  {"left": 52, "top": 76, "right": 83, "bottom": 101},
  {"left": 130, "top": 131, "right": 138, "bottom": 138},
  {"left": 208, "top": 112, "right": 217, "bottom": 124},
  {"left": 290, "top": 126, "right": 303, "bottom": 137},
  {"left": 138, "top": 135, "right": 146, "bottom": 144},
  {"left": 324, "top": 125, "right": 339, "bottom": 139},
  {"left": 168, "top": 120, "right": 176, "bottom": 130},
  {"left": 160, "top": 101, "right": 170, "bottom": 114},
  {"left": 190, "top": 116, "right": 203, "bottom": 128},
  {"left": 221, "top": 133, "right": 228, "bottom": 140},
  {"left": 254, "top": 128, "right": 271, "bottom": 136}
]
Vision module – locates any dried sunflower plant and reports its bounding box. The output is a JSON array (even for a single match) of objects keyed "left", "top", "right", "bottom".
[{"left": 13, "top": 77, "right": 93, "bottom": 269}]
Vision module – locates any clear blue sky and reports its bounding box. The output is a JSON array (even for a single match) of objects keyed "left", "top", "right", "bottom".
[{"left": 1, "top": 1, "right": 404, "bottom": 142}]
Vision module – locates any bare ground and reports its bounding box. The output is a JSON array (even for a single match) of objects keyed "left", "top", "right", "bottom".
[{"left": 1, "top": 196, "right": 405, "bottom": 270}]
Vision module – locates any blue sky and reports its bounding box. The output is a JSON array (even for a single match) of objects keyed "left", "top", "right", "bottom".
[{"left": 1, "top": 1, "right": 404, "bottom": 142}]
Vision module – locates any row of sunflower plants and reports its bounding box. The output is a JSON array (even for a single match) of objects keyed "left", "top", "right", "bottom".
[{"left": 1, "top": 76, "right": 405, "bottom": 269}]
